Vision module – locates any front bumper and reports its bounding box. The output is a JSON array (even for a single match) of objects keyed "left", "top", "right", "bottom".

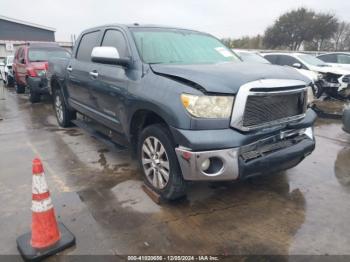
[
  {"left": 175, "top": 127, "right": 315, "bottom": 181},
  {"left": 27, "top": 76, "right": 48, "bottom": 94}
]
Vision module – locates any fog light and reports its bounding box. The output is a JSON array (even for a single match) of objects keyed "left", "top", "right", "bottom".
[{"left": 201, "top": 158, "right": 210, "bottom": 171}]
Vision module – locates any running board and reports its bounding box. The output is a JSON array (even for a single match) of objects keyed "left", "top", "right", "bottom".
[{"left": 72, "top": 117, "right": 127, "bottom": 152}]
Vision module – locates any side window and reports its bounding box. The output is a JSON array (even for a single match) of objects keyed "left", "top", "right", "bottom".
[
  {"left": 264, "top": 55, "right": 278, "bottom": 64},
  {"left": 278, "top": 55, "right": 300, "bottom": 67},
  {"left": 337, "top": 54, "right": 350, "bottom": 64},
  {"left": 101, "top": 30, "right": 129, "bottom": 57},
  {"left": 76, "top": 31, "right": 100, "bottom": 62},
  {"left": 18, "top": 48, "right": 25, "bottom": 63},
  {"left": 319, "top": 54, "right": 337, "bottom": 63}
]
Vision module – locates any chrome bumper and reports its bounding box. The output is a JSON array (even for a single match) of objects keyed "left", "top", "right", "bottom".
[{"left": 175, "top": 127, "right": 314, "bottom": 181}]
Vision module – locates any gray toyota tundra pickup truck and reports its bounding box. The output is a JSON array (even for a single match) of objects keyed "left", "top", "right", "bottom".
[{"left": 48, "top": 24, "right": 316, "bottom": 200}]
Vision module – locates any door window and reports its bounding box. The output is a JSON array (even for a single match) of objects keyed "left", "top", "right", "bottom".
[
  {"left": 278, "top": 55, "right": 300, "bottom": 66},
  {"left": 101, "top": 30, "right": 129, "bottom": 57},
  {"left": 76, "top": 31, "right": 100, "bottom": 62},
  {"left": 18, "top": 48, "right": 25, "bottom": 64},
  {"left": 263, "top": 55, "right": 279, "bottom": 64},
  {"left": 318, "top": 54, "right": 337, "bottom": 63},
  {"left": 337, "top": 54, "right": 350, "bottom": 64}
]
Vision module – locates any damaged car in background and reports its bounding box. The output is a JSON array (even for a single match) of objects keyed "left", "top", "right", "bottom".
[
  {"left": 0, "top": 55, "right": 14, "bottom": 87},
  {"left": 263, "top": 53, "right": 350, "bottom": 100},
  {"left": 48, "top": 24, "right": 316, "bottom": 200}
]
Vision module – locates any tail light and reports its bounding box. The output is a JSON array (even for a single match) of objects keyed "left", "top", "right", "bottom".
[{"left": 27, "top": 68, "right": 37, "bottom": 77}]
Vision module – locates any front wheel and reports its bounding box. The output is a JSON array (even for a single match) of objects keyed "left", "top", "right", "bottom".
[
  {"left": 53, "top": 88, "right": 76, "bottom": 127},
  {"left": 137, "top": 124, "right": 186, "bottom": 200}
]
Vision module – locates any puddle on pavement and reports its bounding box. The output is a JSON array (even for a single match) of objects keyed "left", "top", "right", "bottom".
[
  {"left": 111, "top": 180, "right": 161, "bottom": 213},
  {"left": 335, "top": 147, "right": 350, "bottom": 191}
]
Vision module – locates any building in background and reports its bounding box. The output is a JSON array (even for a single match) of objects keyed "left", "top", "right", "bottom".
[{"left": 0, "top": 15, "right": 73, "bottom": 61}]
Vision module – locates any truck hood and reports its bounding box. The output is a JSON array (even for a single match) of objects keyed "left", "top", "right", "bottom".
[{"left": 151, "top": 62, "right": 310, "bottom": 93}]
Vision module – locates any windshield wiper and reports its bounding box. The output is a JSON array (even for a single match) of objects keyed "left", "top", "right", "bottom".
[{"left": 149, "top": 60, "right": 183, "bottom": 65}]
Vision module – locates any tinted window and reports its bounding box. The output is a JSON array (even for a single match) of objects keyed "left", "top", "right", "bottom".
[
  {"left": 278, "top": 55, "right": 300, "bottom": 66},
  {"left": 101, "top": 30, "right": 129, "bottom": 57},
  {"left": 337, "top": 54, "right": 350, "bottom": 64},
  {"left": 28, "top": 48, "right": 71, "bottom": 62},
  {"left": 264, "top": 55, "right": 279, "bottom": 64},
  {"left": 237, "top": 52, "right": 270, "bottom": 64},
  {"left": 18, "top": 48, "right": 25, "bottom": 63},
  {"left": 76, "top": 31, "right": 100, "bottom": 61},
  {"left": 318, "top": 54, "right": 337, "bottom": 63}
]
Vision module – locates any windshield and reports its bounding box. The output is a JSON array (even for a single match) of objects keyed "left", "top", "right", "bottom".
[
  {"left": 296, "top": 54, "right": 329, "bottom": 67},
  {"left": 131, "top": 28, "right": 240, "bottom": 64},
  {"left": 28, "top": 48, "right": 71, "bottom": 62},
  {"left": 237, "top": 51, "right": 270, "bottom": 64}
]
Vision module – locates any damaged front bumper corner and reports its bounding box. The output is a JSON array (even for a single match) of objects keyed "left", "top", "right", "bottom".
[{"left": 175, "top": 127, "right": 315, "bottom": 181}]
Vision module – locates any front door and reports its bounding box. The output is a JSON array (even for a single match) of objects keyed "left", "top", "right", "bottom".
[{"left": 89, "top": 29, "right": 131, "bottom": 133}]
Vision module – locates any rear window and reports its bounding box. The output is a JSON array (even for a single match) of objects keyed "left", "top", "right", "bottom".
[
  {"left": 76, "top": 31, "right": 100, "bottom": 62},
  {"left": 28, "top": 48, "right": 71, "bottom": 62}
]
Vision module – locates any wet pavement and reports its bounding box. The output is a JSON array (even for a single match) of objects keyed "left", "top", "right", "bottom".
[{"left": 1, "top": 83, "right": 350, "bottom": 257}]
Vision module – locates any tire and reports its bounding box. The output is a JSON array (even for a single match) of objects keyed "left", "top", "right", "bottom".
[
  {"left": 53, "top": 88, "right": 76, "bottom": 127},
  {"left": 6, "top": 75, "right": 14, "bottom": 87},
  {"left": 137, "top": 124, "right": 186, "bottom": 200},
  {"left": 14, "top": 76, "right": 25, "bottom": 94},
  {"left": 29, "top": 88, "right": 41, "bottom": 103}
]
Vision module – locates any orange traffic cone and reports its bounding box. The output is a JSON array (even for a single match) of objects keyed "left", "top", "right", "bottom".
[{"left": 16, "top": 158, "right": 75, "bottom": 261}]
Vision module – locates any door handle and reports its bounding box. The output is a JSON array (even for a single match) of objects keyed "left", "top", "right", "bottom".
[
  {"left": 89, "top": 71, "right": 99, "bottom": 78},
  {"left": 66, "top": 66, "right": 73, "bottom": 72}
]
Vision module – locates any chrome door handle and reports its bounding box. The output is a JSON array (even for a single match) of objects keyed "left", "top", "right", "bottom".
[
  {"left": 89, "top": 71, "right": 98, "bottom": 78},
  {"left": 66, "top": 66, "right": 72, "bottom": 72}
]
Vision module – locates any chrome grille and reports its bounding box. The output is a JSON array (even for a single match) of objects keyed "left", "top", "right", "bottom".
[
  {"left": 230, "top": 79, "right": 308, "bottom": 131},
  {"left": 243, "top": 92, "right": 305, "bottom": 127}
]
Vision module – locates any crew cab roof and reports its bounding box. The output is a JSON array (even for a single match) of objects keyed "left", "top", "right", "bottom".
[{"left": 80, "top": 23, "right": 207, "bottom": 35}]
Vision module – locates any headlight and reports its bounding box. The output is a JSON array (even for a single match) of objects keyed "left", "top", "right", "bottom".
[
  {"left": 317, "top": 73, "right": 324, "bottom": 80},
  {"left": 181, "top": 93, "right": 234, "bottom": 118},
  {"left": 307, "top": 86, "right": 314, "bottom": 104}
]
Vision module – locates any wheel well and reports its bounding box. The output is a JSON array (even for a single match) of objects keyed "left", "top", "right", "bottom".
[{"left": 129, "top": 110, "right": 168, "bottom": 151}]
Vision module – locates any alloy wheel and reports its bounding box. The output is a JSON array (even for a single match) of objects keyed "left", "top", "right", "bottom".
[
  {"left": 141, "top": 136, "right": 170, "bottom": 189},
  {"left": 55, "top": 94, "right": 64, "bottom": 123}
]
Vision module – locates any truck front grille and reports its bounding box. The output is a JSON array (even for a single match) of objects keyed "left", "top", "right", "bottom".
[
  {"left": 230, "top": 79, "right": 308, "bottom": 131},
  {"left": 243, "top": 92, "right": 306, "bottom": 127}
]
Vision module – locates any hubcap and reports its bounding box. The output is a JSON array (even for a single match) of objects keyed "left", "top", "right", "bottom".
[
  {"left": 141, "top": 136, "right": 170, "bottom": 189},
  {"left": 55, "top": 94, "right": 64, "bottom": 123}
]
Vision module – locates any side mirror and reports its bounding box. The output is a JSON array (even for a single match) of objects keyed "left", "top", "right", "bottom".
[
  {"left": 91, "top": 46, "right": 130, "bottom": 67},
  {"left": 21, "top": 58, "right": 26, "bottom": 64},
  {"left": 292, "top": 62, "right": 302, "bottom": 69}
]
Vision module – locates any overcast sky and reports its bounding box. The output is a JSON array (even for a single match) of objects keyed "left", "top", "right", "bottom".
[{"left": 1, "top": 0, "right": 350, "bottom": 41}]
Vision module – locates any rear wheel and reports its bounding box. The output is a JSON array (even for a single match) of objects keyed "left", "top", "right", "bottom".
[
  {"left": 5, "top": 74, "right": 14, "bottom": 87},
  {"left": 14, "top": 76, "right": 25, "bottom": 94},
  {"left": 137, "top": 124, "right": 186, "bottom": 200},
  {"left": 53, "top": 88, "right": 76, "bottom": 127}
]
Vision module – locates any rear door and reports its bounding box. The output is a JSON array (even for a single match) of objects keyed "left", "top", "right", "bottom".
[
  {"left": 89, "top": 28, "right": 131, "bottom": 133},
  {"left": 66, "top": 30, "right": 101, "bottom": 110}
]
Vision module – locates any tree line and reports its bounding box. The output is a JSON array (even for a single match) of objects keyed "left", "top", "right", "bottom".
[{"left": 222, "top": 8, "right": 350, "bottom": 51}]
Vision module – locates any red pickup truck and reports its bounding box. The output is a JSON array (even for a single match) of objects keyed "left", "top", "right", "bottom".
[{"left": 13, "top": 42, "right": 70, "bottom": 103}]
